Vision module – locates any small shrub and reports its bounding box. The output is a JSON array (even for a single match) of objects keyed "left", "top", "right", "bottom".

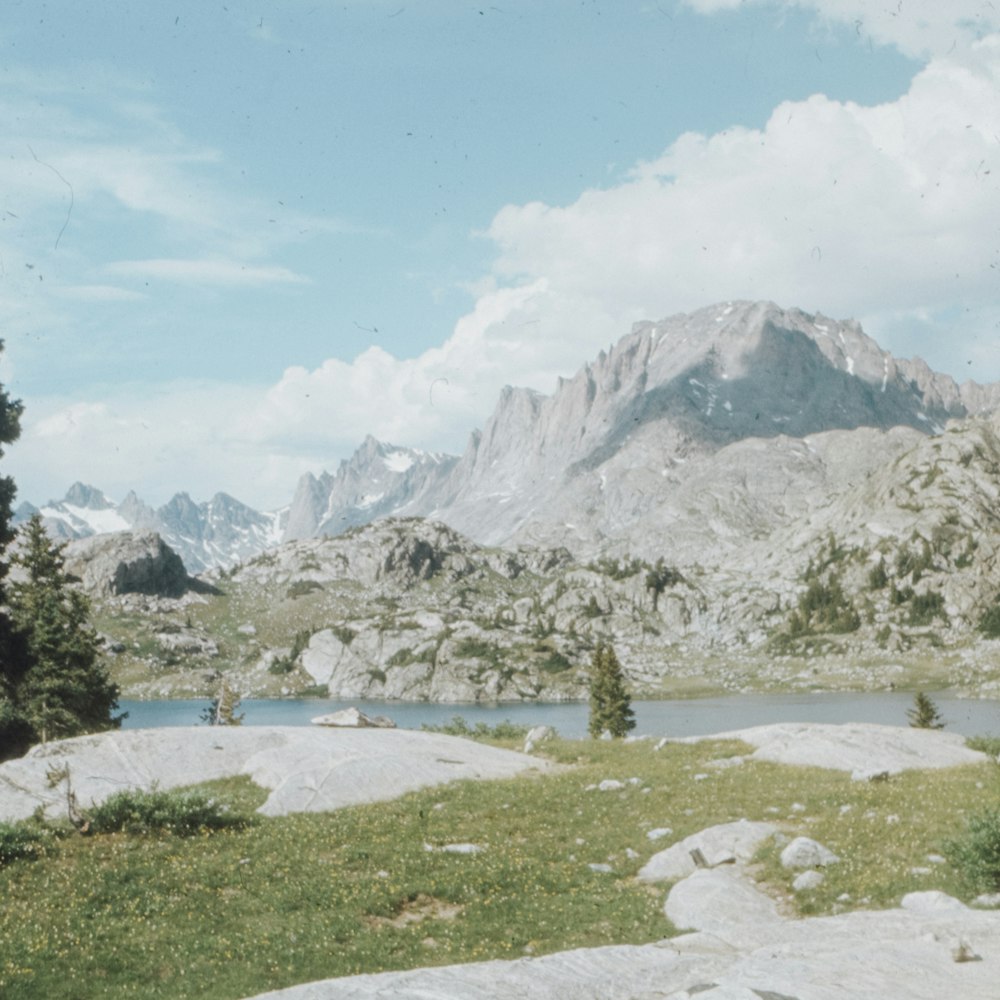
[
  {"left": 0, "top": 821, "right": 47, "bottom": 866},
  {"left": 966, "top": 735, "right": 1000, "bottom": 757},
  {"left": 387, "top": 646, "right": 417, "bottom": 667},
  {"left": 945, "top": 807, "right": 1000, "bottom": 892},
  {"left": 420, "top": 716, "right": 530, "bottom": 742},
  {"left": 979, "top": 602, "right": 1000, "bottom": 639},
  {"left": 907, "top": 591, "right": 946, "bottom": 626},
  {"left": 539, "top": 650, "right": 572, "bottom": 674},
  {"left": 88, "top": 788, "right": 254, "bottom": 837},
  {"left": 287, "top": 579, "right": 323, "bottom": 599},
  {"left": 269, "top": 628, "right": 313, "bottom": 674},
  {"left": 331, "top": 625, "right": 357, "bottom": 645},
  {"left": 867, "top": 559, "right": 888, "bottom": 590}
]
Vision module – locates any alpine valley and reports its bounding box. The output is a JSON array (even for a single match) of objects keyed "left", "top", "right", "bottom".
[{"left": 25, "top": 302, "right": 1000, "bottom": 702}]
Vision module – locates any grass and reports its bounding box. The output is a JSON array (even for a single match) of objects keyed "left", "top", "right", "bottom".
[{"left": 2, "top": 740, "right": 1000, "bottom": 998}]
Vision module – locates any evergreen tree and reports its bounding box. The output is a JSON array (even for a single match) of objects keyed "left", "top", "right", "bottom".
[
  {"left": 201, "top": 675, "right": 244, "bottom": 726},
  {"left": 0, "top": 349, "right": 25, "bottom": 759},
  {"left": 587, "top": 642, "right": 635, "bottom": 738},
  {"left": 907, "top": 691, "right": 945, "bottom": 730},
  {"left": 645, "top": 558, "right": 678, "bottom": 612},
  {"left": 8, "top": 515, "right": 123, "bottom": 745}
]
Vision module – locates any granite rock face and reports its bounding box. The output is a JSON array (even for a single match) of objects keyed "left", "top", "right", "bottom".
[
  {"left": 670, "top": 723, "right": 987, "bottom": 775},
  {"left": 62, "top": 532, "right": 193, "bottom": 598},
  {"left": 277, "top": 301, "right": 1000, "bottom": 562},
  {"left": 243, "top": 866, "right": 1000, "bottom": 1000},
  {"left": 0, "top": 727, "right": 550, "bottom": 822}
]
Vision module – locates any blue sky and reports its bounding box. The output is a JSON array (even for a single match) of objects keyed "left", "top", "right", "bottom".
[{"left": 2, "top": 0, "right": 999, "bottom": 509}]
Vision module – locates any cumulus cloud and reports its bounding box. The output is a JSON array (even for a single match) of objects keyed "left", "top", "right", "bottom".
[{"left": 482, "top": 34, "right": 1000, "bottom": 381}]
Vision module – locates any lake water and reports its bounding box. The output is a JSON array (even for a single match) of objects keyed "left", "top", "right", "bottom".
[{"left": 120, "top": 692, "right": 1000, "bottom": 739}]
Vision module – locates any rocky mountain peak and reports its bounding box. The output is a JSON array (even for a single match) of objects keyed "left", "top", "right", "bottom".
[{"left": 62, "top": 482, "right": 115, "bottom": 510}]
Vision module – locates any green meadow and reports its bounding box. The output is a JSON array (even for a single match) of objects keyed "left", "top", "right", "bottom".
[{"left": 1, "top": 734, "right": 999, "bottom": 999}]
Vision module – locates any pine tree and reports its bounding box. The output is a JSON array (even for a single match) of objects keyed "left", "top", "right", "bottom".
[
  {"left": 587, "top": 642, "right": 636, "bottom": 738},
  {"left": 907, "top": 691, "right": 945, "bottom": 730},
  {"left": 8, "top": 515, "right": 123, "bottom": 744},
  {"left": 0, "top": 350, "right": 26, "bottom": 759},
  {"left": 201, "top": 676, "right": 244, "bottom": 726},
  {"left": 645, "top": 558, "right": 678, "bottom": 612}
]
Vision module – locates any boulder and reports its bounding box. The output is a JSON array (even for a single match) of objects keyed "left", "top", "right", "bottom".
[
  {"left": 523, "top": 725, "right": 556, "bottom": 753},
  {"left": 793, "top": 870, "right": 826, "bottom": 891},
  {"left": 311, "top": 707, "right": 396, "bottom": 729},
  {"left": 638, "top": 819, "right": 779, "bottom": 883},
  {"left": 780, "top": 836, "right": 840, "bottom": 870}
]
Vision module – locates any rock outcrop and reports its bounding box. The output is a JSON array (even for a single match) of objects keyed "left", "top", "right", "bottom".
[
  {"left": 671, "top": 722, "right": 987, "bottom": 775},
  {"left": 0, "top": 727, "right": 551, "bottom": 822},
  {"left": 243, "top": 865, "right": 1000, "bottom": 999},
  {"left": 62, "top": 532, "right": 194, "bottom": 598}
]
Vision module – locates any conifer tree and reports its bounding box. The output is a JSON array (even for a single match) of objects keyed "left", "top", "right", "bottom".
[
  {"left": 201, "top": 675, "right": 244, "bottom": 725},
  {"left": 8, "top": 515, "right": 122, "bottom": 744},
  {"left": 907, "top": 691, "right": 945, "bottom": 730},
  {"left": 0, "top": 349, "right": 26, "bottom": 758},
  {"left": 587, "top": 642, "right": 636, "bottom": 738}
]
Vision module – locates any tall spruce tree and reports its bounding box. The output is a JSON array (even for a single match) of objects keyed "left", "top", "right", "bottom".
[
  {"left": 587, "top": 642, "right": 636, "bottom": 738},
  {"left": 8, "top": 515, "right": 122, "bottom": 745},
  {"left": 0, "top": 348, "right": 26, "bottom": 759}
]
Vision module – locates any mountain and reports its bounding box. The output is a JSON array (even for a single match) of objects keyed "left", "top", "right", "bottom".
[
  {"left": 16, "top": 486, "right": 284, "bottom": 573},
  {"left": 53, "top": 300, "right": 1000, "bottom": 701},
  {"left": 284, "top": 436, "right": 457, "bottom": 541},
  {"left": 21, "top": 301, "right": 1000, "bottom": 578},
  {"left": 290, "top": 301, "right": 1000, "bottom": 557}
]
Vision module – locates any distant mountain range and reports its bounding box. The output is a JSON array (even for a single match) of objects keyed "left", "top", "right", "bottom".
[
  {"left": 15, "top": 483, "right": 283, "bottom": 574},
  {"left": 19, "top": 301, "right": 1000, "bottom": 574}
]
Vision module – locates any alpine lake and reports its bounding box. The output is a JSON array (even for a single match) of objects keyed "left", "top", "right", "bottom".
[{"left": 120, "top": 690, "right": 1000, "bottom": 739}]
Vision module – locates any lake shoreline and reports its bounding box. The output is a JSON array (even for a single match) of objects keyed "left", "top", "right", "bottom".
[{"left": 119, "top": 690, "right": 1000, "bottom": 740}]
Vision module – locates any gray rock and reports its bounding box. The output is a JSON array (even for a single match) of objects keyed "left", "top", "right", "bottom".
[
  {"left": 62, "top": 531, "right": 193, "bottom": 598},
  {"left": 0, "top": 728, "right": 550, "bottom": 822},
  {"left": 310, "top": 707, "right": 396, "bottom": 728},
  {"left": 638, "top": 820, "right": 779, "bottom": 883},
  {"left": 243, "top": 866, "right": 1000, "bottom": 999},
  {"left": 792, "top": 870, "right": 825, "bottom": 891},
  {"left": 672, "top": 723, "right": 987, "bottom": 776},
  {"left": 780, "top": 837, "right": 840, "bottom": 870},
  {"left": 524, "top": 724, "right": 556, "bottom": 753}
]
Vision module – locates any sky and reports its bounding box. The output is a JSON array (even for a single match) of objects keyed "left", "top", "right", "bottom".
[{"left": 2, "top": 0, "right": 999, "bottom": 511}]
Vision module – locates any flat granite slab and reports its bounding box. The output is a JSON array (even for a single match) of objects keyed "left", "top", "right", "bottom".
[
  {"left": 0, "top": 726, "right": 552, "bottom": 821},
  {"left": 243, "top": 869, "right": 1000, "bottom": 1000},
  {"left": 668, "top": 722, "right": 987, "bottom": 778}
]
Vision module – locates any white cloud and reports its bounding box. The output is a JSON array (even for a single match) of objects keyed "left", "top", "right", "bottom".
[
  {"left": 481, "top": 34, "right": 1000, "bottom": 380},
  {"left": 106, "top": 258, "right": 309, "bottom": 286},
  {"left": 681, "top": 0, "right": 1000, "bottom": 57}
]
